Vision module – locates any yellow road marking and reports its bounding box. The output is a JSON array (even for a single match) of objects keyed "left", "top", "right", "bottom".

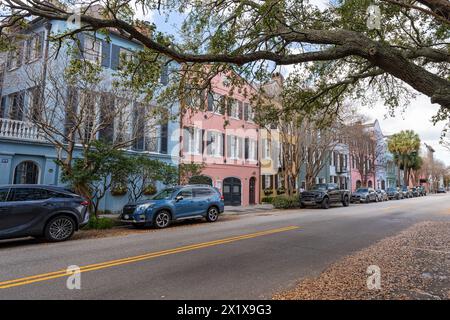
[{"left": 0, "top": 225, "right": 299, "bottom": 289}]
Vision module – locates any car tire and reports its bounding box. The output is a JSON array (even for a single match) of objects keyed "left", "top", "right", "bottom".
[
  {"left": 321, "top": 197, "right": 330, "bottom": 209},
  {"left": 365, "top": 197, "right": 370, "bottom": 204},
  {"left": 342, "top": 196, "right": 349, "bottom": 207},
  {"left": 153, "top": 210, "right": 171, "bottom": 229},
  {"left": 44, "top": 215, "right": 76, "bottom": 242},
  {"left": 206, "top": 206, "right": 219, "bottom": 222}
]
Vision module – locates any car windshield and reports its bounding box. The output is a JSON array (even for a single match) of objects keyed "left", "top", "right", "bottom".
[
  {"left": 152, "top": 188, "right": 176, "bottom": 200},
  {"left": 387, "top": 188, "right": 396, "bottom": 191},
  {"left": 356, "top": 188, "right": 368, "bottom": 193},
  {"left": 311, "top": 184, "right": 327, "bottom": 191}
]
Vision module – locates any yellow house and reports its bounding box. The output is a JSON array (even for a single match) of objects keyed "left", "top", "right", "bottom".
[{"left": 259, "top": 74, "right": 284, "bottom": 201}]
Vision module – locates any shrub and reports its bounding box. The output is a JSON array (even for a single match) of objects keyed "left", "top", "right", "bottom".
[
  {"left": 261, "top": 196, "right": 274, "bottom": 203},
  {"left": 83, "top": 217, "right": 115, "bottom": 230},
  {"left": 272, "top": 195, "right": 300, "bottom": 209}
]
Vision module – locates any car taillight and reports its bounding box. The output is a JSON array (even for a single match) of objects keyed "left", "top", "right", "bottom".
[
  {"left": 81, "top": 201, "right": 89, "bottom": 206},
  {"left": 220, "top": 195, "right": 224, "bottom": 201}
]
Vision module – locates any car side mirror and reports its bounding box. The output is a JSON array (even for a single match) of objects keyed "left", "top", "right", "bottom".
[{"left": 175, "top": 195, "right": 183, "bottom": 202}]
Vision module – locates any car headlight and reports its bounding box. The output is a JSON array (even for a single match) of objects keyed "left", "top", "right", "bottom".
[{"left": 136, "top": 203, "right": 154, "bottom": 211}]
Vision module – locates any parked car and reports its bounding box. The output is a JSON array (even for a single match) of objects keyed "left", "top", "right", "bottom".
[
  {"left": 0, "top": 185, "right": 90, "bottom": 242},
  {"left": 400, "top": 186, "right": 413, "bottom": 198},
  {"left": 410, "top": 187, "right": 420, "bottom": 197},
  {"left": 376, "top": 189, "right": 388, "bottom": 201},
  {"left": 299, "top": 183, "right": 350, "bottom": 209},
  {"left": 386, "top": 187, "right": 401, "bottom": 200},
  {"left": 120, "top": 185, "right": 224, "bottom": 228},
  {"left": 351, "top": 188, "right": 378, "bottom": 203},
  {"left": 416, "top": 186, "right": 426, "bottom": 196},
  {"left": 437, "top": 187, "right": 447, "bottom": 193}
]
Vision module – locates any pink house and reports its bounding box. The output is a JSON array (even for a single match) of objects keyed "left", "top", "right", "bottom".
[
  {"left": 180, "top": 73, "right": 260, "bottom": 206},
  {"left": 349, "top": 153, "right": 376, "bottom": 191}
]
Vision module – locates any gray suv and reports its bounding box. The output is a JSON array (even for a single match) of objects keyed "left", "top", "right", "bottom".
[{"left": 0, "top": 185, "right": 90, "bottom": 242}]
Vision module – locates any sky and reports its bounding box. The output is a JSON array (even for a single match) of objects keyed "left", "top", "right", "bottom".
[{"left": 133, "top": 1, "right": 450, "bottom": 165}]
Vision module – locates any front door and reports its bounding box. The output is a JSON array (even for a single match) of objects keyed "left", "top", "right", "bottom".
[
  {"left": 249, "top": 177, "right": 256, "bottom": 205},
  {"left": 223, "top": 178, "right": 241, "bottom": 206}
]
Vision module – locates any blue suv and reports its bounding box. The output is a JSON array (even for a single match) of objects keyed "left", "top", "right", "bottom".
[{"left": 120, "top": 185, "right": 225, "bottom": 228}]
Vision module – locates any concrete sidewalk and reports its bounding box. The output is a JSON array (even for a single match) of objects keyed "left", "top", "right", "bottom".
[{"left": 99, "top": 203, "right": 275, "bottom": 219}]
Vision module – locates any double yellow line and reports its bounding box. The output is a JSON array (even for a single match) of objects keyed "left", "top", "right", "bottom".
[{"left": 0, "top": 225, "right": 299, "bottom": 289}]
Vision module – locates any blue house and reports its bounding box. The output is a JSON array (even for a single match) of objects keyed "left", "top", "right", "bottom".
[{"left": 0, "top": 18, "right": 180, "bottom": 213}]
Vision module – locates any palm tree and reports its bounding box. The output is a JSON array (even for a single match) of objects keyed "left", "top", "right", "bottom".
[{"left": 387, "top": 130, "right": 421, "bottom": 187}]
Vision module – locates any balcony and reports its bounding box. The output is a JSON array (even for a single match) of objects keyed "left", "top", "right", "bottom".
[
  {"left": 0, "top": 118, "right": 46, "bottom": 142},
  {"left": 336, "top": 166, "right": 348, "bottom": 174}
]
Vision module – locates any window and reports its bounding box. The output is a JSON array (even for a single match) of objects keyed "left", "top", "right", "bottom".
[
  {"left": 194, "top": 188, "right": 213, "bottom": 198},
  {"left": 27, "top": 86, "right": 41, "bottom": 121},
  {"left": 7, "top": 41, "right": 24, "bottom": 70},
  {"left": 14, "top": 161, "right": 39, "bottom": 184},
  {"left": 245, "top": 138, "right": 257, "bottom": 161},
  {"left": 79, "top": 90, "right": 97, "bottom": 142},
  {"left": 262, "top": 138, "right": 271, "bottom": 159},
  {"left": 0, "top": 188, "right": 10, "bottom": 202},
  {"left": 177, "top": 189, "right": 192, "bottom": 199},
  {"left": 264, "top": 175, "right": 271, "bottom": 189},
  {"left": 8, "top": 92, "right": 25, "bottom": 120},
  {"left": 183, "top": 127, "right": 202, "bottom": 154},
  {"left": 207, "top": 92, "right": 225, "bottom": 114},
  {"left": 83, "top": 36, "right": 102, "bottom": 63},
  {"left": 207, "top": 131, "right": 223, "bottom": 157},
  {"left": 10, "top": 188, "right": 49, "bottom": 201},
  {"left": 119, "top": 47, "right": 133, "bottom": 69},
  {"left": 244, "top": 103, "right": 254, "bottom": 121},
  {"left": 227, "top": 135, "right": 242, "bottom": 159},
  {"left": 228, "top": 98, "right": 240, "bottom": 118},
  {"left": 25, "top": 32, "right": 44, "bottom": 62}
]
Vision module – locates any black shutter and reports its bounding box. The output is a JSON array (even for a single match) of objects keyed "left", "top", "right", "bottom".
[
  {"left": 98, "top": 93, "right": 114, "bottom": 142},
  {"left": 222, "top": 133, "right": 225, "bottom": 157},
  {"left": 101, "top": 40, "right": 111, "bottom": 68},
  {"left": 238, "top": 101, "right": 243, "bottom": 120},
  {"left": 262, "top": 175, "right": 266, "bottom": 189},
  {"left": 269, "top": 175, "right": 273, "bottom": 189},
  {"left": 111, "top": 44, "right": 121, "bottom": 70},
  {"left": 244, "top": 137, "right": 249, "bottom": 160},
  {"left": 207, "top": 92, "right": 213, "bottom": 111},
  {"left": 160, "top": 122, "right": 168, "bottom": 154},
  {"left": 0, "top": 96, "right": 6, "bottom": 118},
  {"left": 202, "top": 129, "right": 206, "bottom": 154},
  {"left": 274, "top": 174, "right": 279, "bottom": 189}
]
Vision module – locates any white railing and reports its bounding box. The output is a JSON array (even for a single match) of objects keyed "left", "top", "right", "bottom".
[{"left": 0, "top": 118, "right": 46, "bottom": 142}]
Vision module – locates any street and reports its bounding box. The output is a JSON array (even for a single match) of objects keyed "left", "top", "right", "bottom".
[{"left": 0, "top": 194, "right": 449, "bottom": 300}]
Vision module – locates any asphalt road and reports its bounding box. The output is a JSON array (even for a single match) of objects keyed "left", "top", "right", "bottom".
[{"left": 0, "top": 193, "right": 449, "bottom": 299}]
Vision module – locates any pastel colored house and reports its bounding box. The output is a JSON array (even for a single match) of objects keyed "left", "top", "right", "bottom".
[
  {"left": 0, "top": 18, "right": 179, "bottom": 213},
  {"left": 180, "top": 73, "right": 260, "bottom": 206}
]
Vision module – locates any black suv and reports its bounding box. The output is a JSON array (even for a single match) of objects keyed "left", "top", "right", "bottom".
[
  {"left": 0, "top": 185, "right": 89, "bottom": 242},
  {"left": 300, "top": 183, "right": 351, "bottom": 209}
]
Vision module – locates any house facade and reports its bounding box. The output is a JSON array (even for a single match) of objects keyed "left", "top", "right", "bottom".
[
  {"left": 180, "top": 73, "right": 260, "bottom": 206},
  {"left": 0, "top": 18, "right": 179, "bottom": 213}
]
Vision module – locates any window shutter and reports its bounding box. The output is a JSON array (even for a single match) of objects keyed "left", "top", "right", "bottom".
[
  {"left": 37, "top": 31, "right": 45, "bottom": 59},
  {"left": 238, "top": 137, "right": 243, "bottom": 159},
  {"left": 219, "top": 95, "right": 225, "bottom": 115},
  {"left": 262, "top": 175, "right": 266, "bottom": 189},
  {"left": 101, "top": 40, "right": 111, "bottom": 68},
  {"left": 17, "top": 42, "right": 24, "bottom": 67},
  {"left": 226, "top": 135, "right": 231, "bottom": 157},
  {"left": 238, "top": 101, "right": 243, "bottom": 119},
  {"left": 75, "top": 33, "right": 84, "bottom": 58},
  {"left": 207, "top": 92, "right": 213, "bottom": 111},
  {"left": 274, "top": 174, "right": 279, "bottom": 189},
  {"left": 206, "top": 130, "right": 212, "bottom": 155},
  {"left": 98, "top": 93, "right": 114, "bottom": 142},
  {"left": 0, "top": 96, "right": 7, "bottom": 118},
  {"left": 244, "top": 103, "right": 249, "bottom": 121},
  {"left": 269, "top": 175, "right": 273, "bottom": 189},
  {"left": 245, "top": 137, "right": 249, "bottom": 160},
  {"left": 226, "top": 98, "right": 232, "bottom": 117},
  {"left": 222, "top": 133, "right": 225, "bottom": 156},
  {"left": 160, "top": 64, "right": 169, "bottom": 85},
  {"left": 183, "top": 128, "right": 190, "bottom": 153},
  {"left": 64, "top": 86, "right": 78, "bottom": 140},
  {"left": 160, "top": 122, "right": 168, "bottom": 154},
  {"left": 111, "top": 44, "right": 121, "bottom": 70},
  {"left": 25, "top": 38, "right": 32, "bottom": 63}
]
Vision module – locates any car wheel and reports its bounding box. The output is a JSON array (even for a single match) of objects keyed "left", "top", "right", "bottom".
[
  {"left": 375, "top": 196, "right": 379, "bottom": 202},
  {"left": 321, "top": 197, "right": 330, "bottom": 209},
  {"left": 44, "top": 215, "right": 76, "bottom": 242},
  {"left": 342, "top": 196, "right": 349, "bottom": 207},
  {"left": 365, "top": 197, "right": 369, "bottom": 204},
  {"left": 153, "top": 210, "right": 171, "bottom": 229},
  {"left": 206, "top": 206, "right": 219, "bottom": 222}
]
